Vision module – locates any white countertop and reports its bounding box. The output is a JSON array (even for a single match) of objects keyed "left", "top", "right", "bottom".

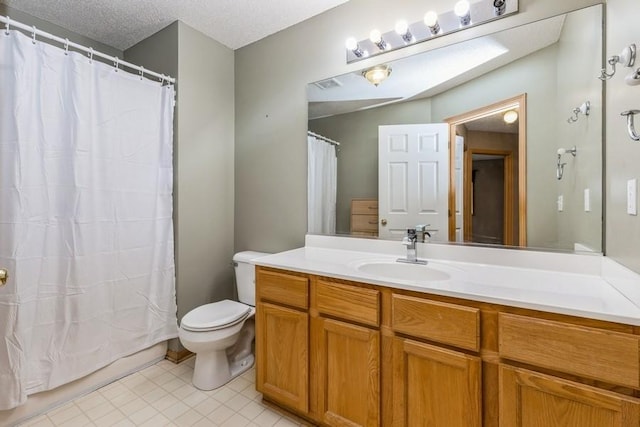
[{"left": 253, "top": 235, "right": 640, "bottom": 326}]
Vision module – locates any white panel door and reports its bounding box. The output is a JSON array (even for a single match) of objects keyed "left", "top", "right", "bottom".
[{"left": 378, "top": 124, "right": 449, "bottom": 240}]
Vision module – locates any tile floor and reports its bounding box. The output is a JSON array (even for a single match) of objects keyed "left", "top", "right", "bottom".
[{"left": 20, "top": 357, "right": 305, "bottom": 427}]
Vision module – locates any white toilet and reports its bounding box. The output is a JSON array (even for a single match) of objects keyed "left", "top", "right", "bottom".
[{"left": 178, "top": 251, "right": 269, "bottom": 390}]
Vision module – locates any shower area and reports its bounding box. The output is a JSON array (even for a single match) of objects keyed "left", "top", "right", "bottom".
[{"left": 0, "top": 16, "right": 178, "bottom": 423}]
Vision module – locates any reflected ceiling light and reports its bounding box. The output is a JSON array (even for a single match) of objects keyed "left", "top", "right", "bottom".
[
  {"left": 345, "top": 37, "right": 365, "bottom": 58},
  {"left": 503, "top": 110, "right": 518, "bottom": 124},
  {"left": 424, "top": 11, "right": 441, "bottom": 35},
  {"left": 454, "top": 0, "right": 471, "bottom": 26},
  {"left": 369, "top": 29, "right": 389, "bottom": 50},
  {"left": 493, "top": 0, "right": 506, "bottom": 16},
  {"left": 362, "top": 65, "right": 392, "bottom": 86},
  {"left": 395, "top": 20, "right": 413, "bottom": 43}
]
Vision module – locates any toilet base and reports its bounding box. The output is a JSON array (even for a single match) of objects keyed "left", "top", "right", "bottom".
[{"left": 191, "top": 351, "right": 254, "bottom": 391}]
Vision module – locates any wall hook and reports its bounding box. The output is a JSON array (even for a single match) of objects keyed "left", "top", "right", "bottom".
[
  {"left": 599, "top": 44, "right": 636, "bottom": 80},
  {"left": 567, "top": 101, "right": 590, "bottom": 123},
  {"left": 621, "top": 110, "right": 640, "bottom": 141},
  {"left": 556, "top": 146, "right": 577, "bottom": 180}
]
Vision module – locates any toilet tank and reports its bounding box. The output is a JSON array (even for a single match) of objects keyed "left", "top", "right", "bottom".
[{"left": 233, "top": 251, "right": 270, "bottom": 306}]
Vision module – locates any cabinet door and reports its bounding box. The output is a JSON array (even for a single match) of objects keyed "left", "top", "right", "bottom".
[
  {"left": 256, "top": 302, "right": 308, "bottom": 413},
  {"left": 314, "top": 317, "right": 380, "bottom": 427},
  {"left": 500, "top": 365, "right": 640, "bottom": 427},
  {"left": 392, "top": 337, "right": 481, "bottom": 427}
]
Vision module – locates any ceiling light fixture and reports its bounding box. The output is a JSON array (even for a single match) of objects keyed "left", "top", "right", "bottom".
[
  {"left": 503, "top": 110, "right": 518, "bottom": 124},
  {"left": 454, "top": 0, "right": 472, "bottom": 26},
  {"left": 362, "top": 65, "right": 392, "bottom": 86},
  {"left": 344, "top": 0, "right": 518, "bottom": 64}
]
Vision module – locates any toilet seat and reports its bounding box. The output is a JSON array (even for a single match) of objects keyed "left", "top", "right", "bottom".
[{"left": 181, "top": 300, "right": 251, "bottom": 332}]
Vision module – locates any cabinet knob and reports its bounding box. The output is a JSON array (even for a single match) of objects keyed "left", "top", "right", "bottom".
[
  {"left": 381, "top": 219, "right": 387, "bottom": 226},
  {"left": 0, "top": 268, "right": 8, "bottom": 286}
]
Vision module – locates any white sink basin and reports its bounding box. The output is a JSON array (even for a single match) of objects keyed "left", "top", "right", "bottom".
[{"left": 355, "top": 260, "right": 451, "bottom": 282}]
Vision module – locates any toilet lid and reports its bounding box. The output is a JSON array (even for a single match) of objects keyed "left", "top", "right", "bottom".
[{"left": 181, "top": 300, "right": 251, "bottom": 332}]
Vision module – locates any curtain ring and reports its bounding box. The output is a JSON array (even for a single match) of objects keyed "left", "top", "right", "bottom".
[
  {"left": 139, "top": 66, "right": 144, "bottom": 80},
  {"left": 31, "top": 25, "right": 37, "bottom": 44},
  {"left": 4, "top": 16, "right": 10, "bottom": 36},
  {"left": 114, "top": 57, "right": 119, "bottom": 72},
  {"left": 88, "top": 47, "right": 94, "bottom": 63},
  {"left": 64, "top": 38, "right": 69, "bottom": 55}
]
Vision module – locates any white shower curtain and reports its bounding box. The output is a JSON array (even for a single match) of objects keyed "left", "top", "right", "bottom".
[
  {"left": 307, "top": 135, "right": 337, "bottom": 234},
  {"left": 0, "top": 30, "right": 178, "bottom": 410}
]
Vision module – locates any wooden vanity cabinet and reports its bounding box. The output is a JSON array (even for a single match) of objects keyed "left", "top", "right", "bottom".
[
  {"left": 500, "top": 364, "right": 640, "bottom": 427},
  {"left": 255, "top": 266, "right": 640, "bottom": 426},
  {"left": 255, "top": 269, "right": 310, "bottom": 414},
  {"left": 311, "top": 279, "right": 381, "bottom": 427},
  {"left": 391, "top": 294, "right": 482, "bottom": 427},
  {"left": 497, "top": 312, "right": 640, "bottom": 427}
]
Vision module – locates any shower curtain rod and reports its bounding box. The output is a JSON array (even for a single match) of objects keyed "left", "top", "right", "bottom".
[
  {"left": 1, "top": 15, "right": 175, "bottom": 84},
  {"left": 308, "top": 131, "right": 340, "bottom": 147}
]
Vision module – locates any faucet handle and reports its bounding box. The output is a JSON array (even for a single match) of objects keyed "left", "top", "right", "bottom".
[{"left": 415, "top": 225, "right": 432, "bottom": 241}]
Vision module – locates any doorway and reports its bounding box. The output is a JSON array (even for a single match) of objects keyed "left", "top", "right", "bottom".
[{"left": 446, "top": 94, "right": 526, "bottom": 246}]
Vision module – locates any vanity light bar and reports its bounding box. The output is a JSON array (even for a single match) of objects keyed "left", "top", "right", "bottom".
[{"left": 345, "top": 0, "right": 518, "bottom": 64}]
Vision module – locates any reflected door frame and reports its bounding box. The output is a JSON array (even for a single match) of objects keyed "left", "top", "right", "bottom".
[
  {"left": 466, "top": 149, "right": 514, "bottom": 245},
  {"left": 445, "top": 93, "right": 527, "bottom": 246}
]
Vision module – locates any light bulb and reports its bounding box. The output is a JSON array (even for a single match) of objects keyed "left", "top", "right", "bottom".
[
  {"left": 454, "top": 0, "right": 470, "bottom": 17},
  {"left": 503, "top": 110, "right": 518, "bottom": 124},
  {"left": 424, "top": 11, "right": 440, "bottom": 35},
  {"left": 369, "top": 29, "right": 382, "bottom": 44},
  {"left": 395, "top": 20, "right": 409, "bottom": 36},
  {"left": 424, "top": 11, "right": 438, "bottom": 27},
  {"left": 345, "top": 37, "right": 358, "bottom": 51}
]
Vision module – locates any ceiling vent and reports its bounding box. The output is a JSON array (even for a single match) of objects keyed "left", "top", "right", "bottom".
[{"left": 314, "top": 78, "right": 343, "bottom": 90}]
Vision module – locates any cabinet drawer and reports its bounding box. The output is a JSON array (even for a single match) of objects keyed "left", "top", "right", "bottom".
[
  {"left": 257, "top": 269, "right": 308, "bottom": 309},
  {"left": 498, "top": 313, "right": 640, "bottom": 388},
  {"left": 351, "top": 199, "right": 378, "bottom": 215},
  {"left": 315, "top": 280, "right": 380, "bottom": 326},
  {"left": 392, "top": 294, "right": 480, "bottom": 352},
  {"left": 351, "top": 214, "right": 378, "bottom": 232}
]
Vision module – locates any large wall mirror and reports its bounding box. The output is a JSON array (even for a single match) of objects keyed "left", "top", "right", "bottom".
[{"left": 307, "top": 4, "right": 603, "bottom": 253}]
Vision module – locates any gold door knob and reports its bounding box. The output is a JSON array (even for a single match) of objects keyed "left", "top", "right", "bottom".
[
  {"left": 381, "top": 219, "right": 387, "bottom": 226},
  {"left": 0, "top": 269, "right": 7, "bottom": 286}
]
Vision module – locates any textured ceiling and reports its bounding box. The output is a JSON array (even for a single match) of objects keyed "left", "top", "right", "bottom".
[{"left": 0, "top": 0, "right": 349, "bottom": 50}]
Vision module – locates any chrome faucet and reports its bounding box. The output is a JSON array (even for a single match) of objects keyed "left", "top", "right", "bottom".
[
  {"left": 415, "top": 224, "right": 431, "bottom": 243},
  {"left": 398, "top": 228, "right": 428, "bottom": 265}
]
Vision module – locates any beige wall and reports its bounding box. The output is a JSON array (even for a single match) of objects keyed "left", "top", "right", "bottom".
[
  {"left": 555, "top": 6, "right": 603, "bottom": 252},
  {"left": 606, "top": 0, "right": 640, "bottom": 272},
  {"left": 309, "top": 98, "right": 432, "bottom": 234},
  {"left": 126, "top": 22, "right": 236, "bottom": 351},
  {"left": 235, "top": 0, "right": 601, "bottom": 255}
]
